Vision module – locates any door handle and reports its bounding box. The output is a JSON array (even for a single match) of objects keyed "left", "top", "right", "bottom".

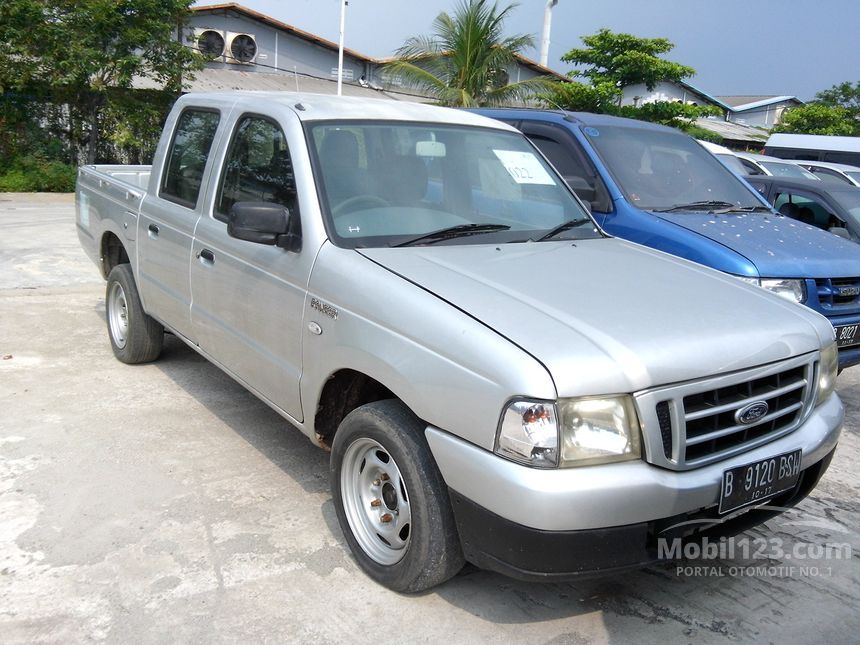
[
  {"left": 197, "top": 248, "right": 215, "bottom": 264},
  {"left": 147, "top": 223, "right": 159, "bottom": 238}
]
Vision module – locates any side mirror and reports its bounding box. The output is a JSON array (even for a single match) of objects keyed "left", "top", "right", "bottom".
[
  {"left": 829, "top": 226, "right": 851, "bottom": 240},
  {"left": 228, "top": 201, "right": 301, "bottom": 251},
  {"left": 563, "top": 175, "right": 597, "bottom": 204}
]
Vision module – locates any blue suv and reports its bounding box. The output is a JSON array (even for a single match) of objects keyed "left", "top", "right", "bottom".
[{"left": 473, "top": 109, "right": 860, "bottom": 369}]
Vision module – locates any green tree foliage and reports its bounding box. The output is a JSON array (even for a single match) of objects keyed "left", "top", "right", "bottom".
[
  {"left": 815, "top": 80, "right": 860, "bottom": 115},
  {"left": 539, "top": 82, "right": 621, "bottom": 113},
  {"left": 774, "top": 104, "right": 858, "bottom": 136},
  {"left": 540, "top": 28, "right": 715, "bottom": 138},
  {"left": 386, "top": 0, "right": 552, "bottom": 107},
  {"left": 0, "top": 0, "right": 201, "bottom": 165},
  {"left": 561, "top": 28, "right": 695, "bottom": 91}
]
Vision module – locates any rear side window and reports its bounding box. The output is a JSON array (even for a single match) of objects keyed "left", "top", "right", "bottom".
[
  {"left": 215, "top": 115, "right": 298, "bottom": 222},
  {"left": 160, "top": 109, "right": 220, "bottom": 208}
]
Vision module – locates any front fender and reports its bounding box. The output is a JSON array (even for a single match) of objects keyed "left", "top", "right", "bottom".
[{"left": 300, "top": 243, "right": 556, "bottom": 451}]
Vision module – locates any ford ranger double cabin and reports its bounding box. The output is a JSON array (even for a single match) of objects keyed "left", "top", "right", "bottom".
[{"left": 76, "top": 92, "right": 843, "bottom": 592}]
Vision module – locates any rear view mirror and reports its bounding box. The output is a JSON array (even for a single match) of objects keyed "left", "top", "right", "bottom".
[
  {"left": 829, "top": 226, "right": 851, "bottom": 240},
  {"left": 416, "top": 141, "right": 446, "bottom": 157},
  {"left": 228, "top": 201, "right": 301, "bottom": 251}
]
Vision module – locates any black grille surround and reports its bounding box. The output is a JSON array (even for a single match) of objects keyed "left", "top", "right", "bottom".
[{"left": 634, "top": 354, "right": 817, "bottom": 471}]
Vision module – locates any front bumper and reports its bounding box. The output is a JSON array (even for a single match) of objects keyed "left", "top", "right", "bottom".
[
  {"left": 425, "top": 392, "right": 842, "bottom": 579},
  {"left": 447, "top": 448, "right": 835, "bottom": 582}
]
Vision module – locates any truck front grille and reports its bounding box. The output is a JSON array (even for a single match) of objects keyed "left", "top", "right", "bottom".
[
  {"left": 634, "top": 355, "right": 817, "bottom": 470},
  {"left": 815, "top": 277, "right": 860, "bottom": 309}
]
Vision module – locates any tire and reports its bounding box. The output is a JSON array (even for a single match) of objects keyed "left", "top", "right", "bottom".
[
  {"left": 331, "top": 399, "right": 464, "bottom": 593},
  {"left": 105, "top": 264, "right": 163, "bottom": 364}
]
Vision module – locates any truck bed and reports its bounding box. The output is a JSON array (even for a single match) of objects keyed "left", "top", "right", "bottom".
[{"left": 76, "top": 165, "right": 151, "bottom": 275}]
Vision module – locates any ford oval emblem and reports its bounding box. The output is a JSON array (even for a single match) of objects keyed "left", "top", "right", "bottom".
[{"left": 735, "top": 401, "right": 769, "bottom": 425}]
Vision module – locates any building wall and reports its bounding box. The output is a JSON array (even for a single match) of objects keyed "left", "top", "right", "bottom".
[
  {"left": 620, "top": 82, "right": 705, "bottom": 107},
  {"left": 189, "top": 12, "right": 369, "bottom": 84}
]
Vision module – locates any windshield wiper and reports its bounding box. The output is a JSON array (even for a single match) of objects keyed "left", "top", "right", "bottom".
[
  {"left": 653, "top": 200, "right": 738, "bottom": 213},
  {"left": 393, "top": 223, "right": 510, "bottom": 247},
  {"left": 535, "top": 218, "right": 593, "bottom": 241}
]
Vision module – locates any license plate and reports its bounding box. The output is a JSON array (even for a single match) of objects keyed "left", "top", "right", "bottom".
[
  {"left": 719, "top": 449, "right": 802, "bottom": 514},
  {"left": 835, "top": 323, "right": 860, "bottom": 348}
]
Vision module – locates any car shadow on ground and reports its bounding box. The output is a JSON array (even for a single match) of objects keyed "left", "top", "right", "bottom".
[{"left": 144, "top": 333, "right": 743, "bottom": 631}]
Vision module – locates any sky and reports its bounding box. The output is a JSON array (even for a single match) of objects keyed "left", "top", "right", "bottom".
[{"left": 201, "top": 0, "right": 859, "bottom": 101}]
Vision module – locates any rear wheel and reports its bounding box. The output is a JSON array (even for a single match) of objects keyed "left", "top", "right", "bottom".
[
  {"left": 331, "top": 399, "right": 464, "bottom": 592},
  {"left": 106, "top": 264, "right": 163, "bottom": 364}
]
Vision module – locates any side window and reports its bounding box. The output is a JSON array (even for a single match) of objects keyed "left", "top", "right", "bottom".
[
  {"left": 526, "top": 130, "right": 612, "bottom": 212},
  {"left": 216, "top": 116, "right": 298, "bottom": 222},
  {"left": 160, "top": 109, "right": 220, "bottom": 208},
  {"left": 774, "top": 192, "right": 834, "bottom": 229}
]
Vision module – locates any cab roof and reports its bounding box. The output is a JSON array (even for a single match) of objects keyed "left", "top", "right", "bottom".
[{"left": 177, "top": 91, "right": 518, "bottom": 131}]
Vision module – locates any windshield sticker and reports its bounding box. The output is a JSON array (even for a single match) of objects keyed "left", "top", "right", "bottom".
[
  {"left": 584, "top": 127, "right": 600, "bottom": 137},
  {"left": 492, "top": 150, "right": 556, "bottom": 185}
]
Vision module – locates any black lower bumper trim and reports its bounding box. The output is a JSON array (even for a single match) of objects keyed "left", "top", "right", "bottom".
[{"left": 449, "top": 446, "right": 836, "bottom": 583}]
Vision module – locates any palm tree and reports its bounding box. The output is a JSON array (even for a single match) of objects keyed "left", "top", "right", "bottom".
[{"left": 385, "top": 0, "right": 551, "bottom": 107}]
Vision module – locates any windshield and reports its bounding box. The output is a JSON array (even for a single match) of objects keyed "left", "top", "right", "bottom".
[
  {"left": 582, "top": 125, "right": 762, "bottom": 210},
  {"left": 307, "top": 122, "right": 598, "bottom": 248},
  {"left": 760, "top": 161, "right": 818, "bottom": 180},
  {"left": 846, "top": 171, "right": 860, "bottom": 184}
]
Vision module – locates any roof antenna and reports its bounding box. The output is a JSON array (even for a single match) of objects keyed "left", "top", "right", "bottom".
[{"left": 293, "top": 66, "right": 300, "bottom": 92}]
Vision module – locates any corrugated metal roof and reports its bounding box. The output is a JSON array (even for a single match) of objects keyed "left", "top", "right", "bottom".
[
  {"left": 694, "top": 118, "right": 770, "bottom": 143},
  {"left": 134, "top": 68, "right": 434, "bottom": 102},
  {"left": 717, "top": 95, "right": 801, "bottom": 111}
]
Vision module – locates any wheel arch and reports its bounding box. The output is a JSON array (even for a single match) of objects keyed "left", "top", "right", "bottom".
[
  {"left": 100, "top": 231, "right": 130, "bottom": 279},
  {"left": 313, "top": 368, "right": 399, "bottom": 449}
]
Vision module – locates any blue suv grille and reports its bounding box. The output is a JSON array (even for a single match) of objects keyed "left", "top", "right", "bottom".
[{"left": 815, "top": 277, "right": 860, "bottom": 309}]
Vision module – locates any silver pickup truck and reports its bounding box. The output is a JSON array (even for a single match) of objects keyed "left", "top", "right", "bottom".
[{"left": 76, "top": 92, "right": 843, "bottom": 592}]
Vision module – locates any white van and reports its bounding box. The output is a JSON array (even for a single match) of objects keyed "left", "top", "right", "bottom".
[{"left": 765, "top": 133, "right": 860, "bottom": 167}]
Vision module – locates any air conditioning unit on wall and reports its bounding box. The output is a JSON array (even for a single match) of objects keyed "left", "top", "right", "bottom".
[
  {"left": 226, "top": 32, "right": 258, "bottom": 65},
  {"left": 194, "top": 28, "right": 226, "bottom": 60}
]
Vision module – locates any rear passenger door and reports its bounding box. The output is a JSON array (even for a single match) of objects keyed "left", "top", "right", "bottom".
[
  {"left": 190, "top": 111, "right": 309, "bottom": 421},
  {"left": 518, "top": 122, "right": 612, "bottom": 217},
  {"left": 138, "top": 108, "right": 221, "bottom": 341}
]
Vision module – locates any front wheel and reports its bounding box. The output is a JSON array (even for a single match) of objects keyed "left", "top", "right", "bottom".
[
  {"left": 106, "top": 264, "right": 163, "bottom": 364},
  {"left": 331, "top": 400, "right": 464, "bottom": 592}
]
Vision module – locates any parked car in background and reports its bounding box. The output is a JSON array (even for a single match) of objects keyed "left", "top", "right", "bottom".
[
  {"left": 746, "top": 175, "right": 860, "bottom": 242},
  {"left": 735, "top": 151, "right": 820, "bottom": 180},
  {"left": 698, "top": 140, "right": 748, "bottom": 175},
  {"left": 765, "top": 132, "right": 860, "bottom": 168},
  {"left": 793, "top": 160, "right": 860, "bottom": 187},
  {"left": 472, "top": 108, "right": 860, "bottom": 369}
]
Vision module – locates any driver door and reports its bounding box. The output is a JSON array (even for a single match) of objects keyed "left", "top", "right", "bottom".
[{"left": 190, "top": 111, "right": 309, "bottom": 421}]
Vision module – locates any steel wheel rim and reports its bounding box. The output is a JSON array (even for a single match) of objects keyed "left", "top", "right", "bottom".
[
  {"left": 108, "top": 282, "right": 129, "bottom": 349},
  {"left": 340, "top": 437, "right": 412, "bottom": 565}
]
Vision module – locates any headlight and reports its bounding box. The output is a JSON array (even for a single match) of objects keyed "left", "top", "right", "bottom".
[
  {"left": 817, "top": 342, "right": 838, "bottom": 406},
  {"left": 760, "top": 278, "right": 806, "bottom": 303},
  {"left": 557, "top": 396, "right": 641, "bottom": 467},
  {"left": 495, "top": 400, "right": 558, "bottom": 468}
]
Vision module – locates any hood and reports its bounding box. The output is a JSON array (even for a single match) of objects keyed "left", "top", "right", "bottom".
[
  {"left": 359, "top": 239, "right": 831, "bottom": 398},
  {"left": 653, "top": 211, "right": 860, "bottom": 278}
]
